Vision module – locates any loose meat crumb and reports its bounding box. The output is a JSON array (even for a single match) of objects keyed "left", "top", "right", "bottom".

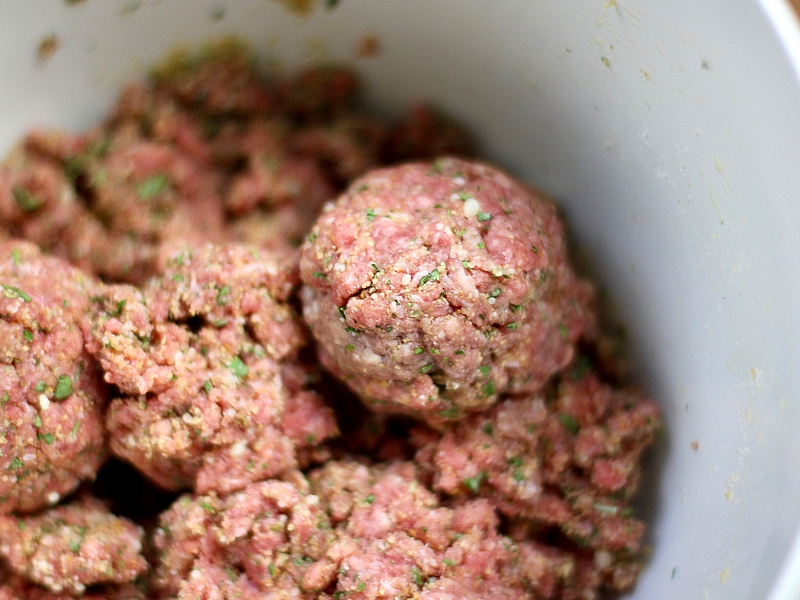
[
  {"left": 0, "top": 241, "right": 106, "bottom": 515},
  {"left": 300, "top": 157, "right": 595, "bottom": 421},
  {"left": 87, "top": 243, "right": 337, "bottom": 494},
  {"left": 154, "top": 461, "right": 577, "bottom": 600},
  {"left": 0, "top": 495, "right": 147, "bottom": 595},
  {"left": 414, "top": 365, "right": 662, "bottom": 596}
]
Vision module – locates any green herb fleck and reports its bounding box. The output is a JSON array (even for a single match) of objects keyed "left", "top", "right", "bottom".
[
  {"left": 12, "top": 186, "right": 42, "bottom": 212},
  {"left": 411, "top": 566, "right": 423, "bottom": 586},
  {"left": 482, "top": 422, "right": 494, "bottom": 436},
  {"left": 34, "top": 415, "right": 42, "bottom": 428},
  {"left": 531, "top": 245, "right": 539, "bottom": 254},
  {"left": 477, "top": 242, "right": 486, "bottom": 249},
  {"left": 461, "top": 260, "right": 472, "bottom": 270},
  {"left": 203, "top": 380, "right": 213, "bottom": 393},
  {"left": 345, "top": 344, "right": 354, "bottom": 352},
  {"left": 23, "top": 329, "right": 33, "bottom": 342},
  {"left": 366, "top": 208, "right": 376, "bottom": 221},
  {"left": 479, "top": 365, "right": 491, "bottom": 376},
  {"left": 507, "top": 322, "right": 519, "bottom": 330},
  {"left": 344, "top": 326, "right": 360, "bottom": 334},
  {"left": 477, "top": 212, "right": 493, "bottom": 222},
  {"left": 489, "top": 288, "right": 502, "bottom": 298},
  {"left": 462, "top": 471, "right": 486, "bottom": 493},
  {"left": 481, "top": 379, "right": 496, "bottom": 397},
  {"left": 452, "top": 227, "right": 466, "bottom": 237},
  {"left": 111, "top": 299, "right": 127, "bottom": 317},
  {"left": 338, "top": 306, "right": 346, "bottom": 319},
  {"left": 1, "top": 285, "right": 32, "bottom": 302},
  {"left": 593, "top": 502, "right": 619, "bottom": 516},
  {"left": 364, "top": 494, "right": 375, "bottom": 504},
  {"left": 454, "top": 349, "right": 465, "bottom": 355},
  {"left": 54, "top": 375, "right": 72, "bottom": 400},
  {"left": 9, "top": 457, "right": 24, "bottom": 470},
  {"left": 38, "top": 433, "right": 56, "bottom": 445},
  {"left": 228, "top": 356, "right": 248, "bottom": 378},
  {"left": 559, "top": 324, "right": 569, "bottom": 339},
  {"left": 370, "top": 262, "right": 380, "bottom": 273},
  {"left": 439, "top": 406, "right": 459, "bottom": 419},
  {"left": 137, "top": 173, "right": 169, "bottom": 200},
  {"left": 419, "top": 364, "right": 433, "bottom": 374},
  {"left": 510, "top": 304, "right": 523, "bottom": 312},
  {"left": 70, "top": 420, "right": 81, "bottom": 439},
  {"left": 357, "top": 581, "right": 367, "bottom": 592},
  {"left": 171, "top": 274, "right": 184, "bottom": 282},
  {"left": 442, "top": 558, "right": 456, "bottom": 567},
  {"left": 198, "top": 501, "right": 216, "bottom": 514},
  {"left": 558, "top": 414, "right": 580, "bottom": 435},
  {"left": 216, "top": 285, "right": 231, "bottom": 306},
  {"left": 35, "top": 381, "right": 45, "bottom": 392},
  {"left": 11, "top": 248, "right": 21, "bottom": 266},
  {"left": 269, "top": 563, "right": 277, "bottom": 578},
  {"left": 312, "top": 271, "right": 327, "bottom": 280},
  {"left": 419, "top": 269, "right": 440, "bottom": 286},
  {"left": 429, "top": 348, "right": 440, "bottom": 355}
]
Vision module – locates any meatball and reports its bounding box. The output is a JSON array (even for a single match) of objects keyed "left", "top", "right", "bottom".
[
  {"left": 0, "top": 241, "right": 106, "bottom": 514},
  {"left": 0, "top": 495, "right": 147, "bottom": 595},
  {"left": 300, "top": 158, "right": 595, "bottom": 421},
  {"left": 87, "top": 244, "right": 337, "bottom": 494},
  {"left": 153, "top": 461, "right": 576, "bottom": 600},
  {"left": 413, "top": 366, "right": 662, "bottom": 595}
]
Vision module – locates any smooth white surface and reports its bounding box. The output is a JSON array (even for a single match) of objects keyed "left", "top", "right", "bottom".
[{"left": 0, "top": 1, "right": 799, "bottom": 598}]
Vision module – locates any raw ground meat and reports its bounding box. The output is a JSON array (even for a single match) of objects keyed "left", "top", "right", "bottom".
[
  {"left": 300, "top": 157, "right": 595, "bottom": 422},
  {"left": 0, "top": 42, "right": 660, "bottom": 600},
  {"left": 413, "top": 363, "right": 662, "bottom": 596},
  {"left": 86, "top": 243, "right": 337, "bottom": 495},
  {"left": 153, "top": 461, "right": 581, "bottom": 600},
  {"left": 0, "top": 241, "right": 106, "bottom": 515},
  {"left": 0, "top": 495, "right": 147, "bottom": 595}
]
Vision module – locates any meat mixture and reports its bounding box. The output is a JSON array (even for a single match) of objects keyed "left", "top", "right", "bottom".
[
  {"left": 0, "top": 241, "right": 106, "bottom": 515},
  {"left": 0, "top": 41, "right": 660, "bottom": 600},
  {"left": 300, "top": 158, "right": 595, "bottom": 421}
]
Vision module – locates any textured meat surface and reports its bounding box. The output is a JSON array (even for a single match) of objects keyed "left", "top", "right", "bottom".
[
  {"left": 300, "top": 158, "right": 595, "bottom": 422},
  {"left": 0, "top": 241, "right": 106, "bottom": 514}
]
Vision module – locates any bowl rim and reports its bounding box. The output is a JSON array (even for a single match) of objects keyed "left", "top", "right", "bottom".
[{"left": 762, "top": 3, "right": 800, "bottom": 599}]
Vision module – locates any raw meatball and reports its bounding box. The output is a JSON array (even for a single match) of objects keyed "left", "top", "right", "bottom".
[
  {"left": 300, "top": 158, "right": 595, "bottom": 421},
  {"left": 0, "top": 495, "right": 147, "bottom": 595},
  {"left": 0, "top": 241, "right": 106, "bottom": 514},
  {"left": 414, "top": 365, "right": 662, "bottom": 595},
  {"left": 153, "top": 461, "right": 576, "bottom": 600},
  {"left": 87, "top": 244, "right": 337, "bottom": 494}
]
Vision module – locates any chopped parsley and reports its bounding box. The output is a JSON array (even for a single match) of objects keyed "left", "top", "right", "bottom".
[
  {"left": 558, "top": 414, "right": 580, "bottom": 435},
  {"left": 12, "top": 186, "right": 42, "bottom": 212},
  {"left": 111, "top": 299, "right": 127, "bottom": 317},
  {"left": 489, "top": 288, "right": 502, "bottom": 298},
  {"left": 419, "top": 364, "right": 433, "bottom": 374},
  {"left": 11, "top": 248, "right": 21, "bottom": 266},
  {"left": 23, "top": 329, "right": 33, "bottom": 342},
  {"left": 419, "top": 269, "right": 440, "bottom": 286},
  {"left": 216, "top": 285, "right": 231, "bottom": 306},
  {"left": 366, "top": 208, "right": 376, "bottom": 221},
  {"left": 364, "top": 494, "right": 375, "bottom": 504},
  {"left": 228, "top": 356, "right": 248, "bottom": 378},
  {"left": 482, "top": 422, "right": 494, "bottom": 436},
  {"left": 507, "top": 322, "right": 519, "bottom": 330},
  {"left": 411, "top": 566, "right": 424, "bottom": 587},
  {"left": 442, "top": 558, "right": 456, "bottom": 567},
  {"left": 462, "top": 471, "right": 486, "bottom": 493},
  {"left": 1, "top": 285, "right": 32, "bottom": 302},
  {"left": 35, "top": 381, "right": 45, "bottom": 392},
  {"left": 54, "top": 375, "right": 73, "bottom": 400},
  {"left": 38, "top": 433, "right": 56, "bottom": 445},
  {"left": 198, "top": 501, "right": 216, "bottom": 514},
  {"left": 414, "top": 347, "right": 424, "bottom": 354},
  {"left": 476, "top": 211, "right": 493, "bottom": 222},
  {"left": 481, "top": 378, "right": 496, "bottom": 397},
  {"left": 137, "top": 173, "right": 170, "bottom": 200},
  {"left": 312, "top": 271, "right": 327, "bottom": 280}
]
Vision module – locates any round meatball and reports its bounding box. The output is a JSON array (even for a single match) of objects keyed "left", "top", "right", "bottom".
[
  {"left": 87, "top": 244, "right": 337, "bottom": 494},
  {"left": 413, "top": 365, "right": 662, "bottom": 595},
  {"left": 153, "top": 461, "right": 575, "bottom": 600},
  {"left": 0, "top": 241, "right": 106, "bottom": 514},
  {"left": 300, "top": 158, "right": 595, "bottom": 421},
  {"left": 0, "top": 495, "right": 147, "bottom": 595}
]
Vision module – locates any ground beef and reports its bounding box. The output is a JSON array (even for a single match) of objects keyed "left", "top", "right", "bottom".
[
  {"left": 413, "top": 364, "right": 661, "bottom": 596},
  {"left": 300, "top": 157, "right": 595, "bottom": 422},
  {"left": 0, "top": 495, "right": 147, "bottom": 595},
  {"left": 153, "top": 460, "right": 580, "bottom": 600},
  {"left": 0, "top": 241, "right": 106, "bottom": 514},
  {"left": 86, "top": 243, "right": 337, "bottom": 494}
]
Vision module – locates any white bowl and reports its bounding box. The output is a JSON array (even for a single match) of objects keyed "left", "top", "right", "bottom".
[{"left": 1, "top": 1, "right": 799, "bottom": 598}]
